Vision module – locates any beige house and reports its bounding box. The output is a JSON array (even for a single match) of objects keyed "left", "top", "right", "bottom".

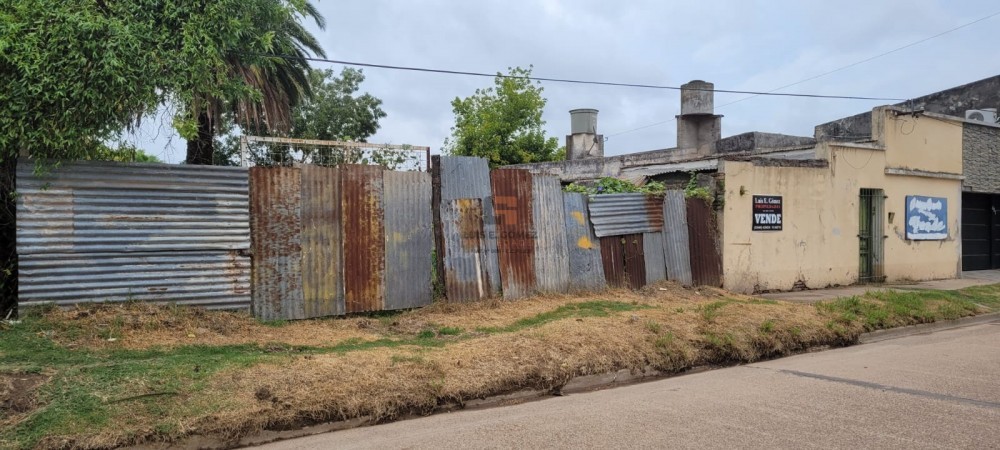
[
  {"left": 515, "top": 76, "right": 999, "bottom": 293},
  {"left": 721, "top": 107, "right": 964, "bottom": 292}
]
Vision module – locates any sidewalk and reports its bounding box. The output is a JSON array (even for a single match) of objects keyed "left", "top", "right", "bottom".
[{"left": 759, "top": 270, "right": 1000, "bottom": 303}]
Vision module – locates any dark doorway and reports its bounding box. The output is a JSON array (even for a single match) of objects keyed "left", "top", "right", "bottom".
[
  {"left": 962, "top": 192, "right": 1000, "bottom": 271},
  {"left": 859, "top": 188, "right": 885, "bottom": 283}
]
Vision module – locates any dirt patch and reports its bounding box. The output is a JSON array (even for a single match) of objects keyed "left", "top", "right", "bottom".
[{"left": 0, "top": 372, "right": 47, "bottom": 427}]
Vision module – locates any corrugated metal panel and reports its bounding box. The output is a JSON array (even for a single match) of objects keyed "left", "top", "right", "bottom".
[
  {"left": 250, "top": 167, "right": 304, "bottom": 319},
  {"left": 600, "top": 236, "right": 626, "bottom": 288},
  {"left": 562, "top": 193, "right": 605, "bottom": 291},
  {"left": 588, "top": 193, "right": 665, "bottom": 237},
  {"left": 17, "top": 160, "right": 249, "bottom": 254},
  {"left": 643, "top": 232, "right": 667, "bottom": 284},
  {"left": 16, "top": 160, "right": 250, "bottom": 310},
  {"left": 662, "top": 191, "right": 693, "bottom": 285},
  {"left": 342, "top": 165, "right": 385, "bottom": 313},
  {"left": 434, "top": 156, "right": 501, "bottom": 298},
  {"left": 441, "top": 198, "right": 494, "bottom": 301},
  {"left": 686, "top": 198, "right": 722, "bottom": 287},
  {"left": 491, "top": 169, "right": 536, "bottom": 299},
  {"left": 384, "top": 170, "right": 433, "bottom": 310},
  {"left": 18, "top": 251, "right": 250, "bottom": 309},
  {"left": 622, "top": 233, "right": 647, "bottom": 290},
  {"left": 532, "top": 175, "right": 570, "bottom": 293},
  {"left": 300, "top": 166, "right": 344, "bottom": 318}
]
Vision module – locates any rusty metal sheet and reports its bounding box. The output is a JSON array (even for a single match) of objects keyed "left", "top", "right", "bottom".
[
  {"left": 441, "top": 198, "right": 494, "bottom": 301},
  {"left": 643, "top": 232, "right": 667, "bottom": 285},
  {"left": 563, "top": 193, "right": 605, "bottom": 291},
  {"left": 662, "top": 191, "right": 693, "bottom": 285},
  {"left": 622, "top": 233, "right": 647, "bottom": 290},
  {"left": 342, "top": 165, "right": 385, "bottom": 313},
  {"left": 491, "top": 169, "right": 536, "bottom": 299},
  {"left": 532, "top": 175, "right": 570, "bottom": 293},
  {"left": 300, "top": 166, "right": 344, "bottom": 318},
  {"left": 600, "top": 236, "right": 626, "bottom": 288},
  {"left": 250, "top": 167, "right": 304, "bottom": 320},
  {"left": 686, "top": 198, "right": 722, "bottom": 287},
  {"left": 587, "top": 193, "right": 665, "bottom": 237},
  {"left": 432, "top": 156, "right": 501, "bottom": 299},
  {"left": 384, "top": 170, "right": 433, "bottom": 310}
]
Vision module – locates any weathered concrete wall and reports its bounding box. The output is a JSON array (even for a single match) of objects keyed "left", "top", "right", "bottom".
[
  {"left": 816, "top": 74, "right": 1000, "bottom": 141},
  {"left": 963, "top": 122, "right": 1000, "bottom": 193},
  {"left": 722, "top": 109, "right": 963, "bottom": 293},
  {"left": 715, "top": 132, "right": 816, "bottom": 154}
]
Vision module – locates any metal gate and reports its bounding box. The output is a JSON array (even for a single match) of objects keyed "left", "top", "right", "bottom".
[
  {"left": 962, "top": 192, "right": 1000, "bottom": 271},
  {"left": 858, "top": 188, "right": 886, "bottom": 283}
]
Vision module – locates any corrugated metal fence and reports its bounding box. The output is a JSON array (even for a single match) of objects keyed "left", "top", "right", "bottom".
[
  {"left": 15, "top": 156, "right": 722, "bottom": 317},
  {"left": 16, "top": 160, "right": 251, "bottom": 309},
  {"left": 250, "top": 165, "right": 433, "bottom": 320}
]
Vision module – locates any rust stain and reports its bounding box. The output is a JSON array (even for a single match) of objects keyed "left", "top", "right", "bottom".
[
  {"left": 300, "top": 165, "right": 343, "bottom": 318},
  {"left": 644, "top": 194, "right": 666, "bottom": 231},
  {"left": 622, "top": 233, "right": 646, "bottom": 290},
  {"left": 342, "top": 165, "right": 385, "bottom": 313},
  {"left": 249, "top": 167, "right": 303, "bottom": 320},
  {"left": 491, "top": 169, "right": 537, "bottom": 298},
  {"left": 455, "top": 198, "right": 485, "bottom": 252},
  {"left": 600, "top": 236, "right": 626, "bottom": 288}
]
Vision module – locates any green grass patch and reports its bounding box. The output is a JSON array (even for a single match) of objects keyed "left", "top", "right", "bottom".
[
  {"left": 815, "top": 284, "right": 1000, "bottom": 332},
  {"left": 698, "top": 300, "right": 732, "bottom": 323},
  {"left": 437, "top": 326, "right": 463, "bottom": 336},
  {"left": 476, "top": 301, "right": 650, "bottom": 334}
]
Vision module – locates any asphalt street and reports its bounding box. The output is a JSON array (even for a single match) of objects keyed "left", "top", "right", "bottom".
[{"left": 257, "top": 322, "right": 1000, "bottom": 449}]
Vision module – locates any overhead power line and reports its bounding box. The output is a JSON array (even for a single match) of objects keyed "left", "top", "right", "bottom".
[
  {"left": 257, "top": 53, "right": 906, "bottom": 102},
  {"left": 606, "top": 9, "right": 1000, "bottom": 139}
]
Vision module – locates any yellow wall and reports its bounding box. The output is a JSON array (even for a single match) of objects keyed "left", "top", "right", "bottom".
[
  {"left": 720, "top": 109, "right": 963, "bottom": 293},
  {"left": 880, "top": 108, "right": 964, "bottom": 174}
]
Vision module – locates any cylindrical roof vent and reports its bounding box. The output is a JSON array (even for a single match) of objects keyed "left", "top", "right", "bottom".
[{"left": 570, "top": 108, "right": 599, "bottom": 134}]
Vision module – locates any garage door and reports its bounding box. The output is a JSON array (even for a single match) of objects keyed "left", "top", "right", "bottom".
[{"left": 962, "top": 192, "right": 1000, "bottom": 271}]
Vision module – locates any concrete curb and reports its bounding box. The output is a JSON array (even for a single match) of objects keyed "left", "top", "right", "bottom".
[{"left": 859, "top": 312, "right": 1000, "bottom": 344}]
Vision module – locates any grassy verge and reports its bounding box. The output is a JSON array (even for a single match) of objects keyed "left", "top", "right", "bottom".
[{"left": 1, "top": 283, "right": 998, "bottom": 449}]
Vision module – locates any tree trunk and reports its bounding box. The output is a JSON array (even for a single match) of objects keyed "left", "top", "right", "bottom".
[{"left": 185, "top": 112, "right": 215, "bottom": 165}]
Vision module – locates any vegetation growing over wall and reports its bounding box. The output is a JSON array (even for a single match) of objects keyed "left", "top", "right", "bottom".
[{"left": 564, "top": 177, "right": 666, "bottom": 195}]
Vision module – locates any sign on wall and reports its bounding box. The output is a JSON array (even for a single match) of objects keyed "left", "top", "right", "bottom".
[
  {"left": 905, "top": 195, "right": 948, "bottom": 240},
  {"left": 752, "top": 195, "right": 783, "bottom": 231}
]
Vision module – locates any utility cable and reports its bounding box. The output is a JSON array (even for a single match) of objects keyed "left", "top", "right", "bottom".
[
  {"left": 605, "top": 9, "right": 1000, "bottom": 138},
  {"left": 255, "top": 53, "right": 906, "bottom": 102}
]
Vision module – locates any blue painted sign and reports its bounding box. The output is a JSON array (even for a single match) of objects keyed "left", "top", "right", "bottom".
[{"left": 905, "top": 196, "right": 948, "bottom": 240}]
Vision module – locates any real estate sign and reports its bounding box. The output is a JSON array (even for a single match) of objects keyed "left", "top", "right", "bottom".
[
  {"left": 752, "top": 195, "right": 783, "bottom": 231},
  {"left": 905, "top": 195, "right": 948, "bottom": 240}
]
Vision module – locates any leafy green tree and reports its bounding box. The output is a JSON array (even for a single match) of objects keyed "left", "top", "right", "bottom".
[
  {"left": 443, "top": 66, "right": 560, "bottom": 167},
  {"left": 0, "top": 0, "right": 324, "bottom": 315},
  {"left": 184, "top": 1, "right": 326, "bottom": 165},
  {"left": 216, "top": 68, "right": 409, "bottom": 168}
]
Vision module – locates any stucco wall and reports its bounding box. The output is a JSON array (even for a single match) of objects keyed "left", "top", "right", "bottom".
[
  {"left": 882, "top": 112, "right": 963, "bottom": 174},
  {"left": 721, "top": 110, "right": 963, "bottom": 293}
]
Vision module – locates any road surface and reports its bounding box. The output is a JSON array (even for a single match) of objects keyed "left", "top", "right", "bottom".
[{"left": 257, "top": 322, "right": 1000, "bottom": 449}]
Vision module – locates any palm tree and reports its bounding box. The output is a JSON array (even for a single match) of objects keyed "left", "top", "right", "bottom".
[{"left": 185, "top": 2, "right": 327, "bottom": 165}]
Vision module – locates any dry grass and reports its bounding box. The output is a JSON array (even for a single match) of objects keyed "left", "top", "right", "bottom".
[{"left": 4, "top": 282, "right": 997, "bottom": 449}]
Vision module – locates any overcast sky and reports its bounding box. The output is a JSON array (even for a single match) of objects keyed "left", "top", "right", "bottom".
[{"left": 133, "top": 0, "right": 1000, "bottom": 163}]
